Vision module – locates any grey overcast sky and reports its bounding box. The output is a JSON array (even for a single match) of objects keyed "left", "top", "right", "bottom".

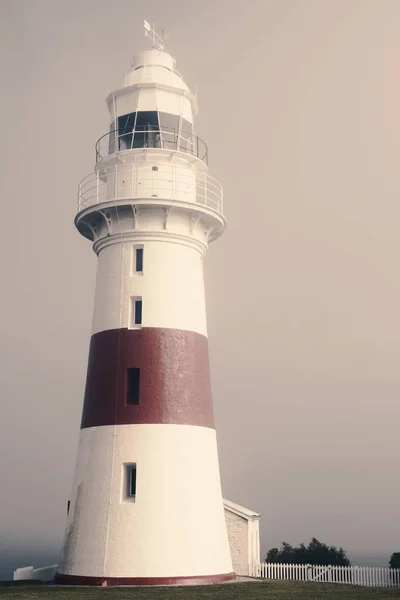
[{"left": 1, "top": 0, "right": 400, "bottom": 576}]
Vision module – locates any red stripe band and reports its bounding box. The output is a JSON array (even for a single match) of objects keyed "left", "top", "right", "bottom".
[{"left": 80, "top": 327, "right": 215, "bottom": 429}]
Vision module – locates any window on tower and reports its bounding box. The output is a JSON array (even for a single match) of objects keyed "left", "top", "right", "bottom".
[
  {"left": 109, "top": 111, "right": 196, "bottom": 157},
  {"left": 123, "top": 464, "right": 137, "bottom": 501},
  {"left": 135, "top": 299, "right": 142, "bottom": 325},
  {"left": 115, "top": 111, "right": 161, "bottom": 151},
  {"left": 126, "top": 367, "right": 140, "bottom": 405},
  {"left": 179, "top": 117, "right": 194, "bottom": 154},
  {"left": 117, "top": 112, "right": 136, "bottom": 150},
  {"left": 134, "top": 111, "right": 160, "bottom": 148},
  {"left": 130, "top": 296, "right": 143, "bottom": 328},
  {"left": 158, "top": 112, "right": 179, "bottom": 150},
  {"left": 132, "top": 245, "right": 143, "bottom": 274}
]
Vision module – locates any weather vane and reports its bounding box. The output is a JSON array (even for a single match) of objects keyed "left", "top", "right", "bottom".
[{"left": 144, "top": 20, "right": 165, "bottom": 51}]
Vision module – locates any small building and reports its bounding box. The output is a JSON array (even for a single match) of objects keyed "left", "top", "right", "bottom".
[{"left": 223, "top": 499, "right": 261, "bottom": 576}]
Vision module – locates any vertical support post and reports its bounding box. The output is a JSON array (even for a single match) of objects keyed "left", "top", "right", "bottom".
[{"left": 96, "top": 170, "right": 99, "bottom": 205}]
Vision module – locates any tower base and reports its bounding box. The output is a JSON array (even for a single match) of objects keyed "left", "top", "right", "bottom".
[{"left": 54, "top": 572, "right": 236, "bottom": 586}]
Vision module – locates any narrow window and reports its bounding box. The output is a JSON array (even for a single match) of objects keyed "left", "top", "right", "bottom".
[
  {"left": 135, "top": 247, "right": 143, "bottom": 273},
  {"left": 159, "top": 112, "right": 179, "bottom": 150},
  {"left": 133, "top": 111, "right": 159, "bottom": 148},
  {"left": 117, "top": 112, "right": 136, "bottom": 150},
  {"left": 131, "top": 245, "right": 144, "bottom": 275},
  {"left": 126, "top": 367, "right": 140, "bottom": 405},
  {"left": 124, "top": 463, "right": 137, "bottom": 500},
  {"left": 129, "top": 465, "right": 137, "bottom": 497},
  {"left": 130, "top": 296, "right": 142, "bottom": 328},
  {"left": 134, "top": 299, "right": 142, "bottom": 325}
]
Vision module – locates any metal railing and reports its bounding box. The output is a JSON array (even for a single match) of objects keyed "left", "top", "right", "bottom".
[
  {"left": 95, "top": 127, "right": 208, "bottom": 163},
  {"left": 77, "top": 163, "right": 223, "bottom": 214}
]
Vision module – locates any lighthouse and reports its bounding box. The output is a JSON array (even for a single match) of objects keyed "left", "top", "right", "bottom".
[{"left": 55, "top": 22, "right": 234, "bottom": 586}]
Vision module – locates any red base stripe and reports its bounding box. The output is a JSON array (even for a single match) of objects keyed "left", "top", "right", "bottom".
[{"left": 54, "top": 572, "right": 236, "bottom": 586}]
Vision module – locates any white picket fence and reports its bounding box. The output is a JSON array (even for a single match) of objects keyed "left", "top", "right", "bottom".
[{"left": 249, "top": 563, "right": 400, "bottom": 588}]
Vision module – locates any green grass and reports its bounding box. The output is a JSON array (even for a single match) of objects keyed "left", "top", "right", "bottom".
[{"left": 1, "top": 581, "right": 400, "bottom": 600}]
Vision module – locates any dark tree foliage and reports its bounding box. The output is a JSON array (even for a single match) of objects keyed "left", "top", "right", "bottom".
[
  {"left": 389, "top": 553, "right": 400, "bottom": 569},
  {"left": 265, "top": 538, "right": 350, "bottom": 566}
]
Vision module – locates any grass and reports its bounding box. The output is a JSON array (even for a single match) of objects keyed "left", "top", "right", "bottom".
[{"left": 1, "top": 581, "right": 400, "bottom": 600}]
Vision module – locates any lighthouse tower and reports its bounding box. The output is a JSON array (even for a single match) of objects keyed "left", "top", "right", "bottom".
[{"left": 55, "top": 23, "right": 234, "bottom": 586}]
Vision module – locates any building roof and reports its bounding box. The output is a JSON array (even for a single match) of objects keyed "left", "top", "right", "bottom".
[{"left": 223, "top": 498, "right": 260, "bottom": 520}]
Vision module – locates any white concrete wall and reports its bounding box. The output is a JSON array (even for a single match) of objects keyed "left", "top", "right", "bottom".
[
  {"left": 223, "top": 505, "right": 261, "bottom": 576},
  {"left": 106, "top": 162, "right": 197, "bottom": 204},
  {"left": 58, "top": 424, "right": 233, "bottom": 578},
  {"left": 13, "top": 567, "right": 34, "bottom": 581},
  {"left": 224, "top": 510, "right": 249, "bottom": 576},
  {"left": 92, "top": 236, "right": 207, "bottom": 336},
  {"left": 14, "top": 565, "right": 57, "bottom": 582},
  {"left": 248, "top": 518, "right": 261, "bottom": 566}
]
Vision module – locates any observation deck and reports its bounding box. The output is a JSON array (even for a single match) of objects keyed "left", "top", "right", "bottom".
[
  {"left": 77, "top": 127, "right": 223, "bottom": 217},
  {"left": 78, "top": 164, "right": 223, "bottom": 214}
]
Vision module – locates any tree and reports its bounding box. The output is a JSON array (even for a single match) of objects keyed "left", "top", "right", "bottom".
[
  {"left": 389, "top": 553, "right": 400, "bottom": 569},
  {"left": 265, "top": 547, "right": 280, "bottom": 563},
  {"left": 265, "top": 538, "right": 350, "bottom": 566}
]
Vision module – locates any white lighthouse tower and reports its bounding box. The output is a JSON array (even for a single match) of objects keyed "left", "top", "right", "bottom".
[{"left": 55, "top": 23, "right": 234, "bottom": 586}]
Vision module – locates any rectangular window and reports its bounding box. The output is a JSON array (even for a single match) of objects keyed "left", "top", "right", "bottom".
[
  {"left": 126, "top": 367, "right": 140, "bottom": 405},
  {"left": 159, "top": 112, "right": 179, "bottom": 150},
  {"left": 117, "top": 112, "right": 136, "bottom": 150},
  {"left": 130, "top": 296, "right": 143, "bottom": 328},
  {"left": 132, "top": 246, "right": 143, "bottom": 275},
  {"left": 133, "top": 111, "right": 159, "bottom": 148},
  {"left": 136, "top": 247, "right": 143, "bottom": 272},
  {"left": 179, "top": 117, "right": 195, "bottom": 155},
  {"left": 129, "top": 465, "right": 137, "bottom": 497},
  {"left": 123, "top": 463, "right": 137, "bottom": 501},
  {"left": 134, "top": 299, "right": 142, "bottom": 325}
]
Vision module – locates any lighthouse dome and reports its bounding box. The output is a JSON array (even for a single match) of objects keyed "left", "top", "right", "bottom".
[{"left": 124, "top": 49, "right": 190, "bottom": 92}]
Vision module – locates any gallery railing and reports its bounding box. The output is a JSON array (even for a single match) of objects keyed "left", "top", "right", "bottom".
[
  {"left": 95, "top": 127, "right": 208, "bottom": 163},
  {"left": 78, "top": 163, "right": 223, "bottom": 214}
]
